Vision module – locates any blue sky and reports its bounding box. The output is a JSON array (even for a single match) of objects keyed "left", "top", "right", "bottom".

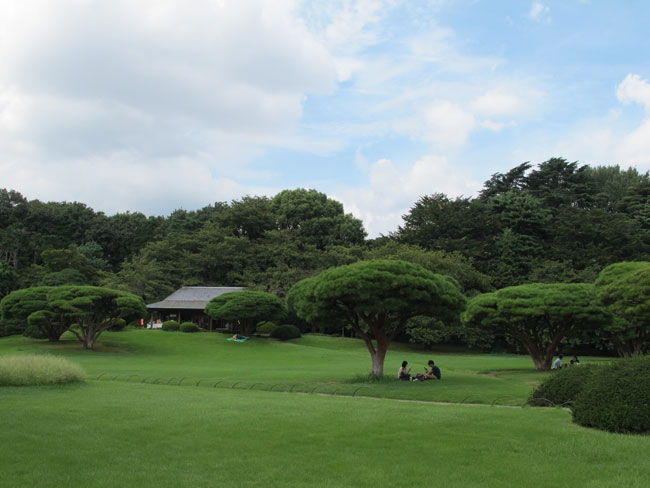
[{"left": 1, "top": 1, "right": 649, "bottom": 236}]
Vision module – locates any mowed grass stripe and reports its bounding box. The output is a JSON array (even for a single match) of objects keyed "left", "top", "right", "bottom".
[{"left": 1, "top": 381, "right": 649, "bottom": 488}]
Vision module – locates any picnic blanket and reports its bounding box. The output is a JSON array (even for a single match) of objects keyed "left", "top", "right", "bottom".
[{"left": 226, "top": 336, "right": 249, "bottom": 343}]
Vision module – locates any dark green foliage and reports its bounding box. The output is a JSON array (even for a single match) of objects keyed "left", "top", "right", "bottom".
[
  {"left": 269, "top": 324, "right": 301, "bottom": 340},
  {"left": 0, "top": 287, "right": 64, "bottom": 340},
  {"left": 528, "top": 365, "right": 596, "bottom": 406},
  {"left": 162, "top": 320, "right": 180, "bottom": 331},
  {"left": 180, "top": 322, "right": 199, "bottom": 333},
  {"left": 40, "top": 268, "right": 89, "bottom": 286},
  {"left": 287, "top": 259, "right": 466, "bottom": 376},
  {"left": 463, "top": 283, "right": 610, "bottom": 370},
  {"left": 256, "top": 321, "right": 276, "bottom": 334},
  {"left": 110, "top": 318, "right": 127, "bottom": 331},
  {"left": 572, "top": 357, "right": 650, "bottom": 434},
  {"left": 594, "top": 261, "right": 650, "bottom": 356},
  {"left": 205, "top": 291, "right": 286, "bottom": 335}
]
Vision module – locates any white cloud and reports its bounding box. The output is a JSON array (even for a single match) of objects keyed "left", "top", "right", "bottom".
[
  {"left": 616, "top": 74, "right": 650, "bottom": 111},
  {"left": 0, "top": 0, "right": 340, "bottom": 214},
  {"left": 421, "top": 101, "right": 476, "bottom": 149},
  {"left": 336, "top": 154, "right": 481, "bottom": 236},
  {"left": 528, "top": 2, "right": 551, "bottom": 23}
]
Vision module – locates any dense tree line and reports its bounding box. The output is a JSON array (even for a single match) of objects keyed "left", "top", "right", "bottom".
[{"left": 2, "top": 159, "right": 650, "bottom": 356}]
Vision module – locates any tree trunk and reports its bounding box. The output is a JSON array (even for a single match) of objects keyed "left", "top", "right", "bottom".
[
  {"left": 532, "top": 355, "right": 550, "bottom": 371},
  {"left": 369, "top": 338, "right": 388, "bottom": 376}
]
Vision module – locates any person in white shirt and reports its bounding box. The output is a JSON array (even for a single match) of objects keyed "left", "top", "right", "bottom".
[
  {"left": 552, "top": 354, "right": 564, "bottom": 370},
  {"left": 398, "top": 361, "right": 411, "bottom": 381}
]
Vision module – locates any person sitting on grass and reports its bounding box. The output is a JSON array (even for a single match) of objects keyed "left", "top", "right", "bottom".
[
  {"left": 570, "top": 355, "right": 580, "bottom": 366},
  {"left": 552, "top": 354, "right": 564, "bottom": 370},
  {"left": 398, "top": 361, "right": 412, "bottom": 381},
  {"left": 423, "top": 360, "right": 441, "bottom": 380}
]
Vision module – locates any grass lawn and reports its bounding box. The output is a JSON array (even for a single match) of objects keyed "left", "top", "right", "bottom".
[
  {"left": 2, "top": 381, "right": 649, "bottom": 488},
  {"left": 1, "top": 330, "right": 646, "bottom": 487},
  {"left": 0, "top": 329, "right": 588, "bottom": 404}
]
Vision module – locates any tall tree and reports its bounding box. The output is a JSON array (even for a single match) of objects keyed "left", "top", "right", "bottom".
[
  {"left": 287, "top": 260, "right": 466, "bottom": 376},
  {"left": 462, "top": 283, "right": 609, "bottom": 370}
]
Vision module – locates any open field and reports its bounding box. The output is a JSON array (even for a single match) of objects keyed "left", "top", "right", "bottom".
[
  {"left": 2, "top": 330, "right": 647, "bottom": 487},
  {"left": 0, "top": 329, "right": 598, "bottom": 404}
]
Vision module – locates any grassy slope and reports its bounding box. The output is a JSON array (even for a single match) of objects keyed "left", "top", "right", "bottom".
[
  {"left": 2, "top": 381, "right": 649, "bottom": 488},
  {"left": 0, "top": 329, "right": 555, "bottom": 404}
]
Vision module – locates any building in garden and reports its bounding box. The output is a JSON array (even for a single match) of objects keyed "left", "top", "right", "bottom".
[{"left": 146, "top": 286, "right": 244, "bottom": 330}]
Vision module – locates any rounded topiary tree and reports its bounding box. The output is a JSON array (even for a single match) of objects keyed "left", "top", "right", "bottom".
[
  {"left": 162, "top": 320, "right": 180, "bottom": 331},
  {"left": 528, "top": 365, "right": 597, "bottom": 407},
  {"left": 180, "top": 322, "right": 199, "bottom": 333},
  {"left": 269, "top": 324, "right": 301, "bottom": 340},
  {"left": 0, "top": 287, "right": 63, "bottom": 340},
  {"left": 595, "top": 261, "right": 650, "bottom": 356},
  {"left": 287, "top": 259, "right": 466, "bottom": 376},
  {"left": 204, "top": 291, "right": 286, "bottom": 336},
  {"left": 462, "top": 283, "right": 609, "bottom": 370}
]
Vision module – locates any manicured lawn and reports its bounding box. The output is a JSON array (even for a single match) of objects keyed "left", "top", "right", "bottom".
[
  {"left": 0, "top": 329, "right": 572, "bottom": 404},
  {"left": 2, "top": 381, "right": 649, "bottom": 488}
]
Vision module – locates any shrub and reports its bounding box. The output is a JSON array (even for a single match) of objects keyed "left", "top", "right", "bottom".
[
  {"left": 162, "top": 320, "right": 180, "bottom": 331},
  {"left": 110, "top": 318, "right": 127, "bottom": 331},
  {"left": 0, "top": 355, "right": 86, "bottom": 386},
  {"left": 256, "top": 321, "right": 276, "bottom": 335},
  {"left": 270, "top": 324, "right": 301, "bottom": 341},
  {"left": 180, "top": 322, "right": 199, "bottom": 333},
  {"left": 572, "top": 356, "right": 650, "bottom": 434},
  {"left": 528, "top": 364, "right": 597, "bottom": 407}
]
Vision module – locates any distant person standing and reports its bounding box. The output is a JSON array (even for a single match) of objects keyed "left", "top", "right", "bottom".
[
  {"left": 552, "top": 354, "right": 564, "bottom": 370},
  {"left": 424, "top": 359, "right": 441, "bottom": 380}
]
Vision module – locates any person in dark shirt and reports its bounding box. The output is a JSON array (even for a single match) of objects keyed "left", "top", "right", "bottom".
[{"left": 424, "top": 359, "right": 441, "bottom": 380}]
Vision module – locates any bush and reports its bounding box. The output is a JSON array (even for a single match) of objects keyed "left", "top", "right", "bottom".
[
  {"left": 256, "top": 321, "right": 276, "bottom": 335},
  {"left": 528, "top": 364, "right": 597, "bottom": 407},
  {"left": 572, "top": 357, "right": 650, "bottom": 434},
  {"left": 110, "top": 318, "right": 127, "bottom": 331},
  {"left": 162, "top": 320, "right": 180, "bottom": 331},
  {"left": 270, "top": 324, "right": 301, "bottom": 340},
  {"left": 180, "top": 322, "right": 199, "bottom": 333},
  {"left": 0, "top": 355, "right": 86, "bottom": 386}
]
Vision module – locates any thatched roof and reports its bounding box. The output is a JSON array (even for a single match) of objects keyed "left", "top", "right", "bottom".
[{"left": 146, "top": 286, "right": 245, "bottom": 310}]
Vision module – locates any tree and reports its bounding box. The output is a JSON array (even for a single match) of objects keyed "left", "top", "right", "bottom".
[
  {"left": 462, "top": 283, "right": 609, "bottom": 370},
  {"left": 595, "top": 261, "right": 650, "bottom": 356},
  {"left": 0, "top": 287, "right": 63, "bottom": 339},
  {"left": 204, "top": 290, "right": 286, "bottom": 335},
  {"left": 287, "top": 260, "right": 466, "bottom": 376},
  {"left": 38, "top": 286, "right": 146, "bottom": 349}
]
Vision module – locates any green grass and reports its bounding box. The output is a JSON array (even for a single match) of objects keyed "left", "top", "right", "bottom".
[
  {"left": 0, "top": 331, "right": 646, "bottom": 487},
  {"left": 0, "top": 329, "right": 561, "bottom": 404},
  {"left": 0, "top": 354, "right": 86, "bottom": 386},
  {"left": 1, "top": 381, "right": 649, "bottom": 487}
]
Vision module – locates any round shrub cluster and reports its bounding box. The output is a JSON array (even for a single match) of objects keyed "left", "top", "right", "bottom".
[
  {"left": 572, "top": 357, "right": 650, "bottom": 434},
  {"left": 180, "top": 322, "right": 199, "bottom": 333},
  {"left": 162, "top": 320, "right": 180, "bottom": 331},
  {"left": 110, "top": 318, "right": 127, "bottom": 331},
  {"left": 256, "top": 321, "right": 276, "bottom": 335},
  {"left": 528, "top": 365, "right": 596, "bottom": 407},
  {"left": 269, "top": 324, "right": 301, "bottom": 340},
  {"left": 0, "top": 355, "right": 86, "bottom": 386}
]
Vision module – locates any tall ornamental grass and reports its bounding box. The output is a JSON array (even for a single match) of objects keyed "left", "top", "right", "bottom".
[{"left": 0, "top": 355, "right": 86, "bottom": 386}]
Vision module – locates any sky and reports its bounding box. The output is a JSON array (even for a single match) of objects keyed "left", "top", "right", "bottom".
[{"left": 1, "top": 0, "right": 650, "bottom": 236}]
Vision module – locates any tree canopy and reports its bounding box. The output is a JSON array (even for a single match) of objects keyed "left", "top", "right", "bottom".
[
  {"left": 462, "top": 283, "right": 609, "bottom": 370},
  {"left": 287, "top": 259, "right": 466, "bottom": 376},
  {"left": 204, "top": 290, "right": 286, "bottom": 335},
  {"left": 595, "top": 261, "right": 650, "bottom": 356}
]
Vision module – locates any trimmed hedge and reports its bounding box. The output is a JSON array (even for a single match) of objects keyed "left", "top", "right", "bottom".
[
  {"left": 270, "top": 324, "right": 301, "bottom": 341},
  {"left": 256, "top": 321, "right": 277, "bottom": 335},
  {"left": 180, "top": 322, "right": 200, "bottom": 333},
  {"left": 572, "top": 356, "right": 650, "bottom": 434},
  {"left": 162, "top": 320, "right": 180, "bottom": 331},
  {"left": 528, "top": 364, "right": 596, "bottom": 407}
]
